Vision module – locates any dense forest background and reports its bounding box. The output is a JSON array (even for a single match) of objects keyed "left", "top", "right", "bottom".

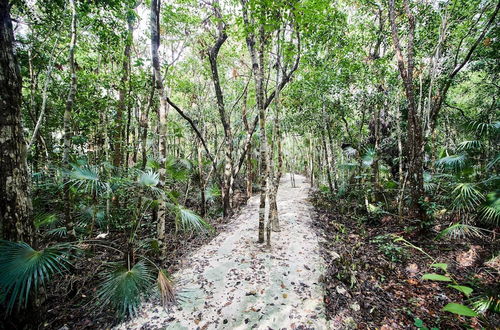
[{"left": 0, "top": 0, "right": 498, "bottom": 328}]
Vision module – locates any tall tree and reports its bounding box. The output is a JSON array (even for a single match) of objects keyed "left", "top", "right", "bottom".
[
  {"left": 113, "top": 7, "right": 135, "bottom": 169},
  {"left": 388, "top": 0, "right": 425, "bottom": 220},
  {"left": 0, "top": 0, "right": 34, "bottom": 244},
  {"left": 151, "top": 0, "right": 170, "bottom": 244},
  {"left": 63, "top": 0, "right": 78, "bottom": 238}
]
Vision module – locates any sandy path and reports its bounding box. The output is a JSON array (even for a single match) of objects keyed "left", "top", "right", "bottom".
[{"left": 118, "top": 174, "right": 328, "bottom": 330}]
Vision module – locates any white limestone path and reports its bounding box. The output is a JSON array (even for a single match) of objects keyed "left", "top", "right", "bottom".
[{"left": 118, "top": 174, "right": 328, "bottom": 330}]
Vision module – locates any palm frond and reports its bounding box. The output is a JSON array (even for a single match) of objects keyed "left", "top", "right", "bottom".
[
  {"left": 205, "top": 185, "right": 221, "bottom": 204},
  {"left": 435, "top": 154, "right": 467, "bottom": 172},
  {"left": 471, "top": 294, "right": 500, "bottom": 314},
  {"left": 423, "top": 172, "right": 436, "bottom": 192},
  {"left": 0, "top": 241, "right": 70, "bottom": 313},
  {"left": 343, "top": 146, "right": 358, "bottom": 158},
  {"left": 47, "top": 227, "right": 68, "bottom": 238},
  {"left": 170, "top": 204, "right": 211, "bottom": 232},
  {"left": 68, "top": 164, "right": 109, "bottom": 195},
  {"left": 362, "top": 148, "right": 376, "bottom": 167},
  {"left": 467, "top": 120, "right": 499, "bottom": 136},
  {"left": 479, "top": 191, "right": 500, "bottom": 225},
  {"left": 137, "top": 169, "right": 159, "bottom": 187},
  {"left": 452, "top": 183, "right": 485, "bottom": 212},
  {"left": 487, "top": 153, "right": 500, "bottom": 170},
  {"left": 34, "top": 213, "right": 59, "bottom": 228},
  {"left": 166, "top": 157, "right": 192, "bottom": 182},
  {"left": 456, "top": 140, "right": 483, "bottom": 151},
  {"left": 435, "top": 223, "right": 485, "bottom": 240},
  {"left": 157, "top": 269, "right": 175, "bottom": 307},
  {"left": 97, "top": 261, "right": 155, "bottom": 318},
  {"left": 137, "top": 170, "right": 162, "bottom": 197}
]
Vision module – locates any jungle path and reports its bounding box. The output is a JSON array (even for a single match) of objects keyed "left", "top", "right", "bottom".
[{"left": 119, "top": 174, "right": 328, "bottom": 330}]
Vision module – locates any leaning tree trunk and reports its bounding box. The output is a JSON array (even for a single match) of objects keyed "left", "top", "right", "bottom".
[{"left": 0, "top": 0, "right": 34, "bottom": 245}]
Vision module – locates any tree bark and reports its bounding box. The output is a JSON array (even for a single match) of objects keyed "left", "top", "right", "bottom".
[
  {"left": 63, "top": 0, "right": 77, "bottom": 239},
  {"left": 151, "top": 0, "right": 169, "bottom": 244},
  {"left": 208, "top": 0, "right": 233, "bottom": 217},
  {"left": 0, "top": 0, "right": 34, "bottom": 245},
  {"left": 388, "top": 0, "right": 425, "bottom": 220},
  {"left": 113, "top": 10, "right": 134, "bottom": 169}
]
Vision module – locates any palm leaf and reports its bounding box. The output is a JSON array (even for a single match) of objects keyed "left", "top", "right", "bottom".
[
  {"left": 362, "top": 148, "right": 376, "bottom": 167},
  {"left": 34, "top": 212, "right": 59, "bottom": 228},
  {"left": 467, "top": 120, "right": 499, "bottom": 136},
  {"left": 0, "top": 241, "right": 70, "bottom": 313},
  {"left": 68, "top": 164, "right": 109, "bottom": 195},
  {"left": 479, "top": 191, "right": 500, "bottom": 225},
  {"left": 170, "top": 204, "right": 211, "bottom": 232},
  {"left": 97, "top": 261, "right": 155, "bottom": 318},
  {"left": 435, "top": 154, "right": 467, "bottom": 172},
  {"left": 137, "top": 169, "right": 162, "bottom": 197},
  {"left": 487, "top": 153, "right": 500, "bottom": 170},
  {"left": 157, "top": 269, "right": 175, "bottom": 307},
  {"left": 436, "top": 223, "right": 485, "bottom": 240},
  {"left": 456, "top": 140, "right": 483, "bottom": 151},
  {"left": 205, "top": 185, "right": 221, "bottom": 204},
  {"left": 452, "top": 183, "right": 485, "bottom": 212}
]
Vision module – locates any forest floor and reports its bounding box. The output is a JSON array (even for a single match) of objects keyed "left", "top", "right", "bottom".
[
  {"left": 312, "top": 191, "right": 499, "bottom": 329},
  {"left": 118, "top": 174, "right": 329, "bottom": 330}
]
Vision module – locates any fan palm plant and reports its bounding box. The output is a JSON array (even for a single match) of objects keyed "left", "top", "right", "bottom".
[
  {"left": 97, "top": 261, "right": 155, "bottom": 318},
  {"left": 0, "top": 241, "right": 71, "bottom": 313}
]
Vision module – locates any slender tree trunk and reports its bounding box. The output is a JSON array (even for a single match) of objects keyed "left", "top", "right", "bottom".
[
  {"left": 28, "top": 37, "right": 58, "bottom": 150},
  {"left": 242, "top": 2, "right": 267, "bottom": 243},
  {"left": 151, "top": 0, "right": 169, "bottom": 245},
  {"left": 208, "top": 0, "right": 233, "bottom": 217},
  {"left": 388, "top": 0, "right": 425, "bottom": 220},
  {"left": 242, "top": 88, "right": 253, "bottom": 200},
  {"left": 268, "top": 28, "right": 284, "bottom": 235},
  {"left": 197, "top": 140, "right": 206, "bottom": 217},
  {"left": 0, "top": 0, "right": 34, "bottom": 244},
  {"left": 113, "top": 12, "right": 134, "bottom": 169},
  {"left": 371, "top": 101, "right": 381, "bottom": 202},
  {"left": 63, "top": 0, "right": 77, "bottom": 239}
]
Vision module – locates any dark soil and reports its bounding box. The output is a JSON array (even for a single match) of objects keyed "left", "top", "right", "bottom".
[{"left": 311, "top": 190, "right": 499, "bottom": 329}]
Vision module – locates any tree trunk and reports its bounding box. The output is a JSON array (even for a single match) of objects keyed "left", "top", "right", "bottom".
[
  {"left": 151, "top": 0, "right": 169, "bottom": 245},
  {"left": 0, "top": 0, "right": 34, "bottom": 245},
  {"left": 208, "top": 0, "right": 233, "bottom": 217},
  {"left": 113, "top": 11, "right": 134, "bottom": 169},
  {"left": 63, "top": 0, "right": 77, "bottom": 239},
  {"left": 388, "top": 0, "right": 425, "bottom": 220}
]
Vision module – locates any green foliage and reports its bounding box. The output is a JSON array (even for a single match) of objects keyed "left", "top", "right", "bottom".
[
  {"left": 372, "top": 235, "right": 408, "bottom": 262},
  {"left": 170, "top": 204, "right": 211, "bottom": 233},
  {"left": 68, "top": 163, "right": 110, "bottom": 195},
  {"left": 0, "top": 241, "right": 70, "bottom": 313},
  {"left": 435, "top": 154, "right": 467, "bottom": 172},
  {"left": 436, "top": 223, "right": 485, "bottom": 240},
  {"left": 448, "top": 285, "right": 473, "bottom": 297},
  {"left": 452, "top": 183, "right": 485, "bottom": 212},
  {"left": 421, "top": 273, "right": 451, "bottom": 282},
  {"left": 442, "top": 303, "right": 478, "bottom": 317},
  {"left": 479, "top": 191, "right": 500, "bottom": 225},
  {"left": 97, "top": 261, "right": 155, "bottom": 318}
]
